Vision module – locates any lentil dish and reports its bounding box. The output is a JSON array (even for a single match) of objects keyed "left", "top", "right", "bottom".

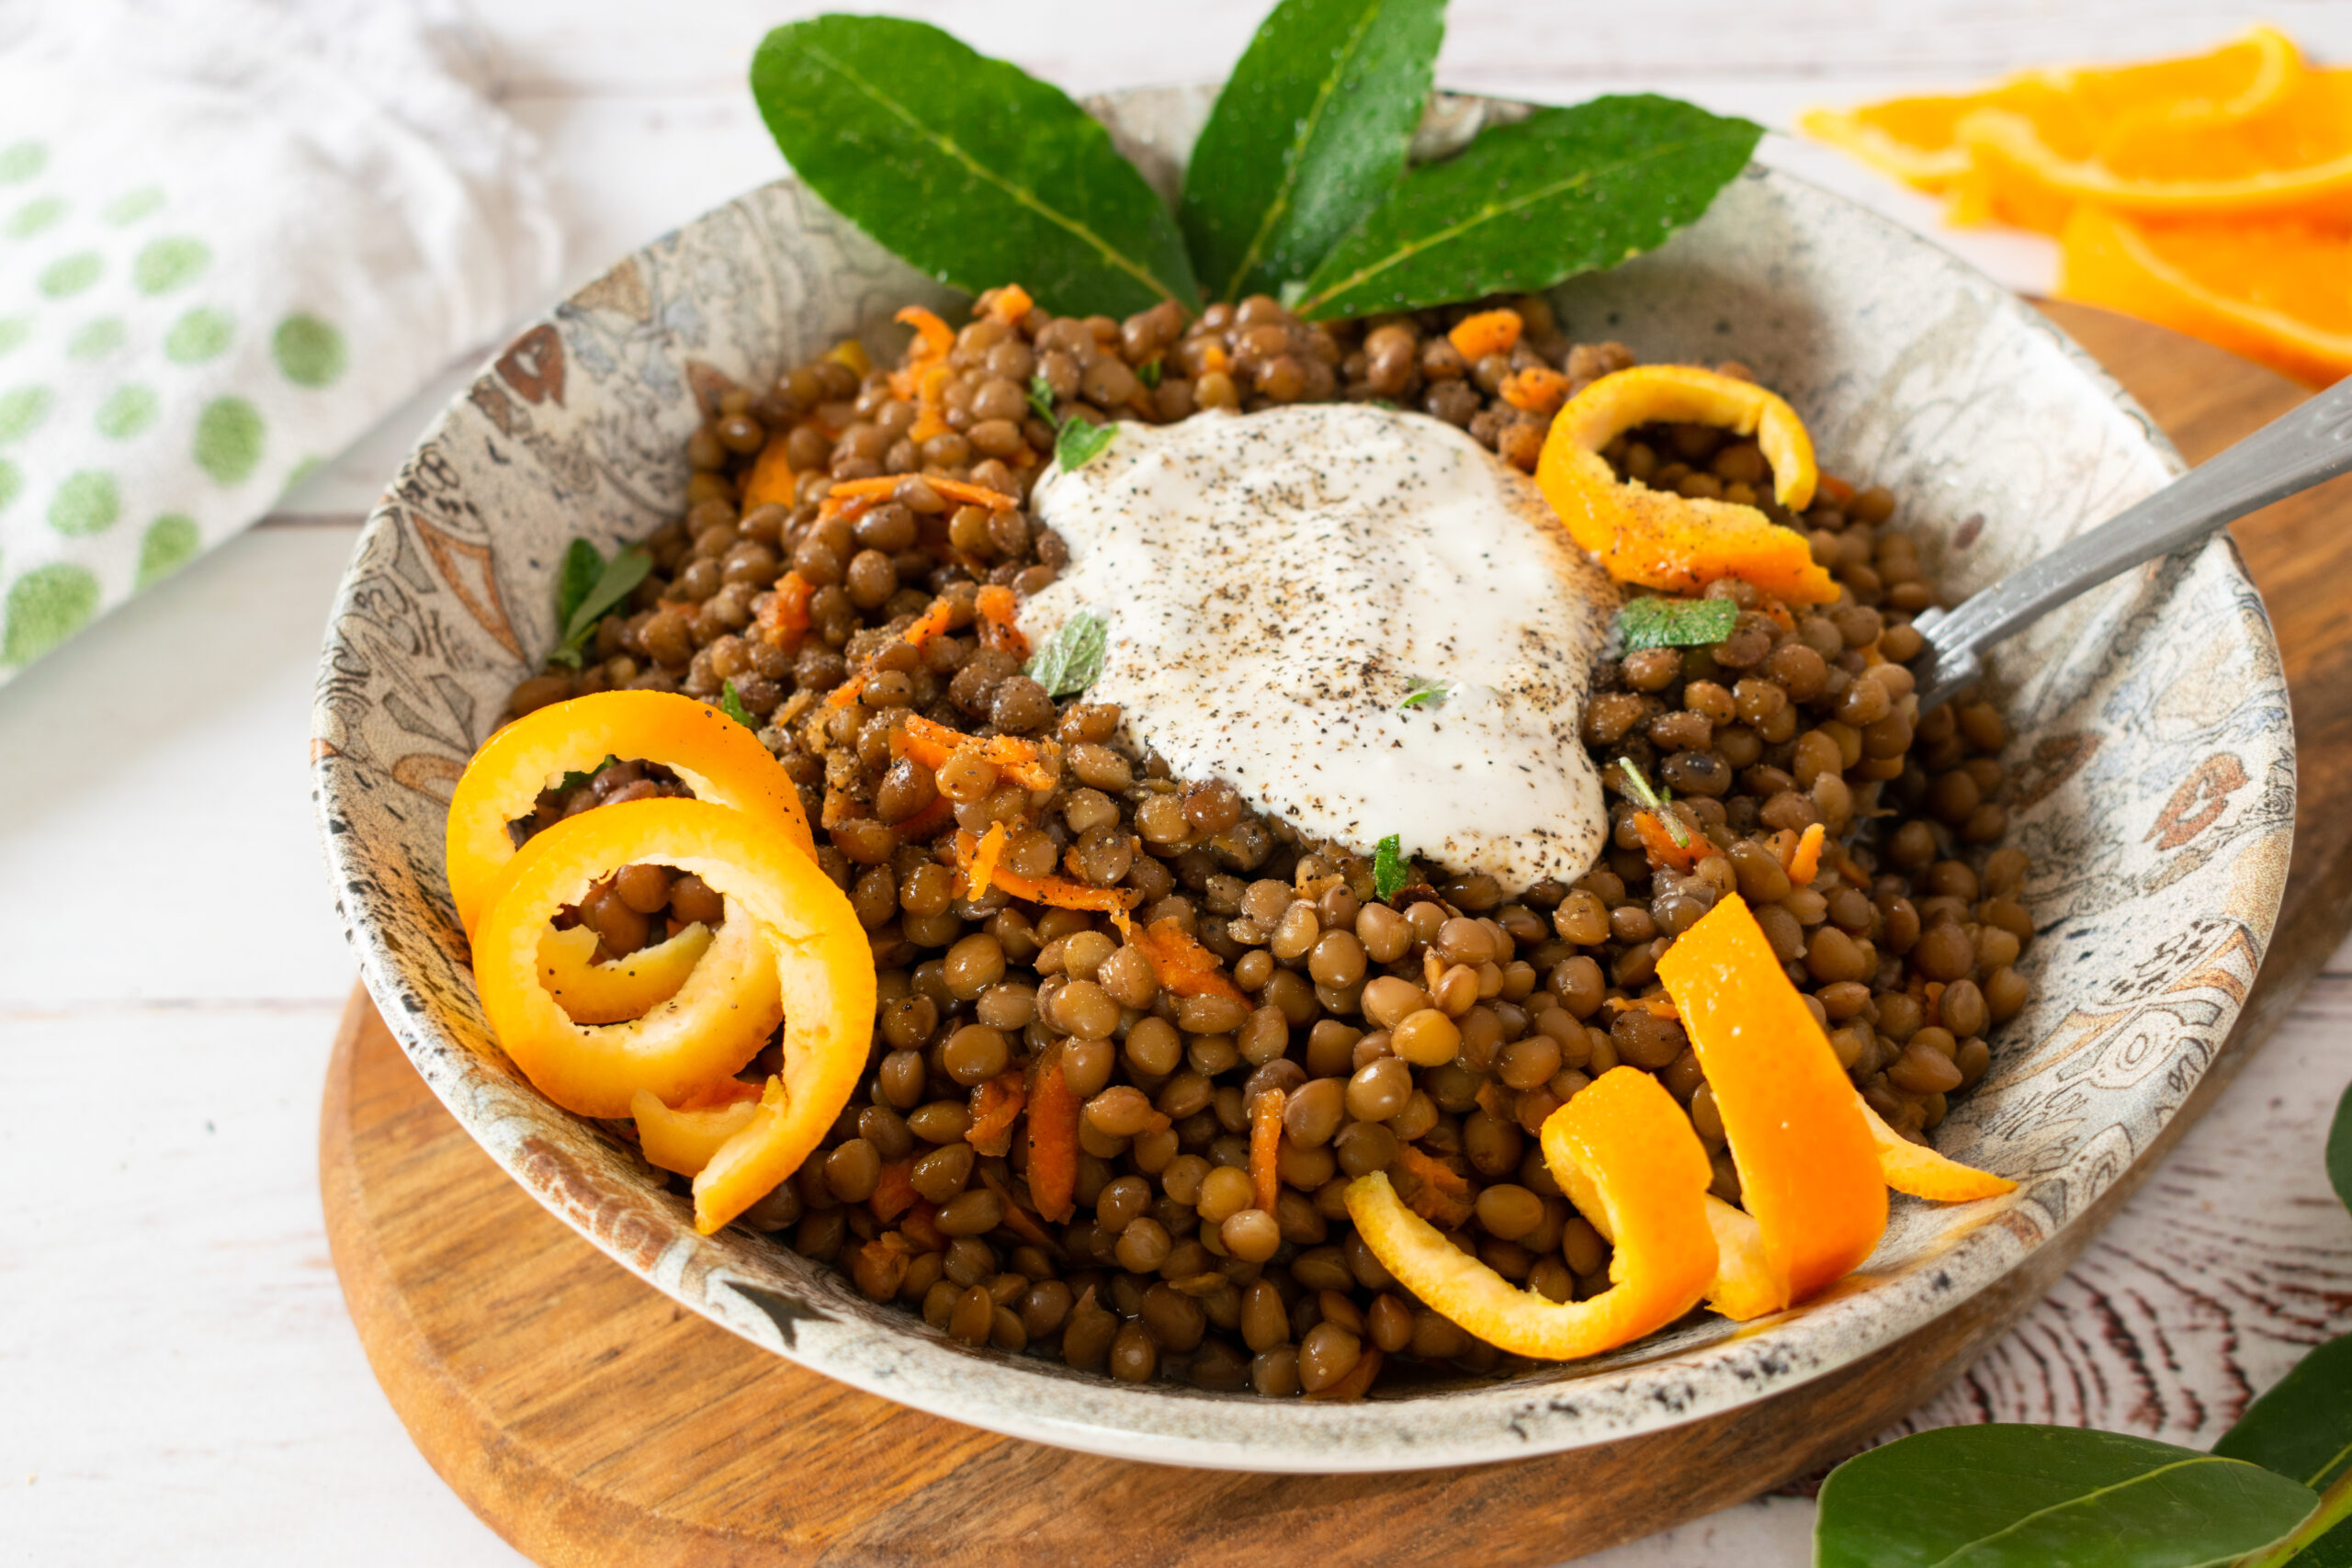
[{"left": 479, "top": 286, "right": 2033, "bottom": 1399}]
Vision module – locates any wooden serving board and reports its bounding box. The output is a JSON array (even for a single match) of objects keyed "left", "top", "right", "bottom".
[{"left": 318, "top": 304, "right": 2352, "bottom": 1568}]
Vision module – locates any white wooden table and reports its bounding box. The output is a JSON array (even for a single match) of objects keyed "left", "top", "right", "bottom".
[{"left": 4, "top": 5, "right": 2349, "bottom": 1562}]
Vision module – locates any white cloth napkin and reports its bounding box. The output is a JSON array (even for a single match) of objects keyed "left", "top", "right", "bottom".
[{"left": 0, "top": 0, "right": 560, "bottom": 678}]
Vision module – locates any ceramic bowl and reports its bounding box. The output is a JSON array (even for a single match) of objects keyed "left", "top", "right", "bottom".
[{"left": 311, "top": 87, "right": 2293, "bottom": 1472}]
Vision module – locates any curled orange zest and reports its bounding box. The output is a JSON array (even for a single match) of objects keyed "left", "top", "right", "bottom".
[
  {"left": 1536, "top": 365, "right": 1834, "bottom": 605},
  {"left": 470, "top": 797, "right": 875, "bottom": 1233},
  {"left": 986, "top": 283, "right": 1034, "bottom": 325},
  {"left": 1115, "top": 914, "right": 1247, "bottom": 1004},
  {"left": 1250, "top": 1087, "right": 1285, "bottom": 1213},
  {"left": 1304, "top": 1347, "right": 1383, "bottom": 1401},
  {"left": 753, "top": 570, "right": 816, "bottom": 655},
  {"left": 1501, "top": 365, "right": 1571, "bottom": 416},
  {"left": 1860, "top": 1099, "right": 2018, "bottom": 1201},
  {"left": 872, "top": 1156, "right": 920, "bottom": 1223},
  {"left": 446, "top": 690, "right": 814, "bottom": 936},
  {"left": 630, "top": 1088, "right": 761, "bottom": 1178},
  {"left": 1448, "top": 309, "right": 1522, "bottom": 361},
  {"left": 741, "top": 434, "right": 797, "bottom": 512},
  {"left": 1787, "top": 823, "right": 1826, "bottom": 886},
  {"left": 975, "top": 583, "right": 1029, "bottom": 659},
  {"left": 826, "top": 595, "right": 961, "bottom": 710},
  {"left": 537, "top": 920, "right": 713, "bottom": 1024},
  {"left": 1026, "top": 1047, "right": 1083, "bottom": 1223},
  {"left": 967, "top": 1069, "right": 1027, "bottom": 1158},
  {"left": 1633, "top": 810, "right": 1706, "bottom": 874},
  {"left": 1349, "top": 1067, "right": 1717, "bottom": 1359},
  {"left": 1657, "top": 894, "right": 1887, "bottom": 1318},
  {"left": 1392, "top": 1143, "right": 1475, "bottom": 1231}
]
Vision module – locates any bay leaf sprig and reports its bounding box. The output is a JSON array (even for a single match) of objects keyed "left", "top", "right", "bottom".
[
  {"left": 1292, "top": 96, "right": 1763, "bottom": 319},
  {"left": 1180, "top": 0, "right": 1445, "bottom": 304},
  {"left": 548, "top": 541, "right": 650, "bottom": 669},
  {"left": 751, "top": 16, "right": 1200, "bottom": 318}
]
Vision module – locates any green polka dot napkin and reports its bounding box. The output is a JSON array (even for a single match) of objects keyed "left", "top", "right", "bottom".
[{"left": 0, "top": 0, "right": 560, "bottom": 677}]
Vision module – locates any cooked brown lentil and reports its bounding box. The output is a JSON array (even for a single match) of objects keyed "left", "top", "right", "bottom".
[{"left": 499, "top": 287, "right": 2035, "bottom": 1398}]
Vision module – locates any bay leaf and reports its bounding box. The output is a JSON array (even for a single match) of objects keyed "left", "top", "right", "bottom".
[
  {"left": 2329, "top": 1078, "right": 2349, "bottom": 1214},
  {"left": 1293, "top": 95, "right": 1760, "bottom": 320},
  {"left": 2217, "top": 1335, "right": 2352, "bottom": 1567},
  {"left": 751, "top": 16, "right": 1199, "bottom": 318},
  {"left": 1179, "top": 0, "right": 1444, "bottom": 303},
  {"left": 1813, "top": 1425, "right": 2315, "bottom": 1568}
]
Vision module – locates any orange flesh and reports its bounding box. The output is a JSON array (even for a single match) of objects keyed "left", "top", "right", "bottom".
[{"left": 1657, "top": 895, "right": 1888, "bottom": 1315}]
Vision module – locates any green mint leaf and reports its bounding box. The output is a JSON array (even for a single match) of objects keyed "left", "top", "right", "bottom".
[
  {"left": 552, "top": 547, "right": 651, "bottom": 668},
  {"left": 1057, "top": 415, "right": 1117, "bottom": 472},
  {"left": 1136, "top": 356, "right": 1163, "bottom": 389},
  {"left": 1295, "top": 96, "right": 1762, "bottom": 319},
  {"left": 2331, "top": 1078, "right": 2350, "bottom": 1216},
  {"left": 1613, "top": 756, "right": 1688, "bottom": 846},
  {"left": 717, "top": 681, "right": 757, "bottom": 730},
  {"left": 1397, "top": 675, "right": 1449, "bottom": 710},
  {"left": 556, "top": 538, "right": 605, "bottom": 633},
  {"left": 1024, "top": 608, "right": 1111, "bottom": 698},
  {"left": 1373, "top": 834, "right": 1409, "bottom": 900},
  {"left": 1180, "top": 0, "right": 1445, "bottom": 303},
  {"left": 751, "top": 16, "right": 1200, "bottom": 317},
  {"left": 1617, "top": 596, "right": 1737, "bottom": 652},
  {"left": 1028, "top": 374, "right": 1057, "bottom": 425},
  {"left": 1815, "top": 1427, "right": 2317, "bottom": 1568}
]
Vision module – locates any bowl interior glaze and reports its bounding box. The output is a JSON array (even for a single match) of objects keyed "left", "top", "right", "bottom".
[{"left": 311, "top": 88, "right": 2292, "bottom": 1472}]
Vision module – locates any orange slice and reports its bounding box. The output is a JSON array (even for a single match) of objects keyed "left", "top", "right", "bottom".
[
  {"left": 1800, "top": 26, "right": 2301, "bottom": 197},
  {"left": 1962, "top": 62, "right": 2352, "bottom": 232},
  {"left": 2058, "top": 205, "right": 2352, "bottom": 387}
]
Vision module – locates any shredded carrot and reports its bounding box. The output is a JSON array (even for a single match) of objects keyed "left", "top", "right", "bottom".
[
  {"left": 897, "top": 305, "right": 955, "bottom": 359},
  {"left": 1500, "top": 366, "right": 1571, "bottom": 416},
  {"left": 896, "top": 711, "right": 1058, "bottom": 790},
  {"left": 854, "top": 1232, "right": 911, "bottom": 1287},
  {"left": 1634, "top": 810, "right": 1708, "bottom": 873},
  {"left": 1305, "top": 1346, "right": 1383, "bottom": 1401},
  {"left": 986, "top": 283, "right": 1034, "bottom": 325},
  {"left": 1395, "top": 1144, "right": 1475, "bottom": 1230},
  {"left": 752, "top": 570, "right": 815, "bottom": 654},
  {"left": 1604, "top": 995, "right": 1681, "bottom": 1021},
  {"left": 962, "top": 823, "right": 1009, "bottom": 901},
  {"left": 900, "top": 1201, "right": 946, "bottom": 1252},
  {"left": 1788, "top": 823, "right": 1826, "bottom": 886},
  {"left": 1116, "top": 914, "right": 1247, "bottom": 1004},
  {"left": 955, "top": 828, "right": 1139, "bottom": 913},
  {"left": 1026, "top": 1047, "right": 1083, "bottom": 1224},
  {"left": 825, "top": 595, "right": 961, "bottom": 709},
  {"left": 977, "top": 1165, "right": 1058, "bottom": 1250},
  {"left": 1199, "top": 343, "right": 1230, "bottom": 375},
  {"left": 871, "top": 1156, "right": 920, "bottom": 1223},
  {"left": 930, "top": 476, "right": 1020, "bottom": 512},
  {"left": 975, "top": 582, "right": 1028, "bottom": 659},
  {"left": 1250, "top": 1087, "right": 1285, "bottom": 1214},
  {"left": 966, "top": 1068, "right": 1027, "bottom": 1157},
  {"left": 1474, "top": 1079, "right": 1514, "bottom": 1124},
  {"left": 741, "top": 434, "right": 797, "bottom": 511},
  {"left": 891, "top": 795, "right": 957, "bottom": 842},
  {"left": 1816, "top": 473, "right": 1856, "bottom": 505},
  {"left": 1448, "top": 309, "right": 1522, "bottom": 361}
]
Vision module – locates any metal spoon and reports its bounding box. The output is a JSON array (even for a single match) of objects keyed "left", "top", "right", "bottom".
[{"left": 1909, "top": 375, "right": 2352, "bottom": 711}]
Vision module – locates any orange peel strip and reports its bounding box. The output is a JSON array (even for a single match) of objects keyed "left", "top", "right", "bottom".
[
  {"left": 1347, "top": 1067, "right": 1717, "bottom": 1359},
  {"left": 1861, "top": 1100, "right": 2018, "bottom": 1202},
  {"left": 1536, "top": 365, "right": 1833, "bottom": 605},
  {"left": 1657, "top": 894, "right": 1887, "bottom": 1317},
  {"left": 629, "top": 1089, "right": 763, "bottom": 1179},
  {"left": 446, "top": 690, "right": 814, "bottom": 936}
]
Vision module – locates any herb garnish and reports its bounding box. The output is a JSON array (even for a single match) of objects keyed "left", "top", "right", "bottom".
[
  {"left": 1136, "top": 356, "right": 1164, "bottom": 389},
  {"left": 1397, "top": 675, "right": 1450, "bottom": 710},
  {"left": 556, "top": 754, "right": 621, "bottom": 795},
  {"left": 747, "top": 7, "right": 1757, "bottom": 324},
  {"left": 1372, "top": 833, "right": 1410, "bottom": 900},
  {"left": 1025, "top": 609, "right": 1111, "bottom": 698},
  {"left": 1613, "top": 756, "right": 1689, "bottom": 848},
  {"left": 1030, "top": 374, "right": 1120, "bottom": 472},
  {"left": 717, "top": 681, "right": 758, "bottom": 730},
  {"left": 548, "top": 543, "right": 651, "bottom": 669},
  {"left": 1179, "top": 0, "right": 1443, "bottom": 304},
  {"left": 1616, "top": 595, "right": 1737, "bottom": 652}
]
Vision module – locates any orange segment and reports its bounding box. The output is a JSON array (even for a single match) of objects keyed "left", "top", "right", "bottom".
[
  {"left": 1961, "top": 64, "right": 2352, "bottom": 232},
  {"left": 2058, "top": 205, "right": 2352, "bottom": 387},
  {"left": 1801, "top": 27, "right": 2301, "bottom": 196}
]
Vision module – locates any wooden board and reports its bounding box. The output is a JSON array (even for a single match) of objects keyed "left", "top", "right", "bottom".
[{"left": 317, "top": 304, "right": 2352, "bottom": 1568}]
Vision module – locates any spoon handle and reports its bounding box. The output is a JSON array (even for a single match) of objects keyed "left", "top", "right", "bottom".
[{"left": 1912, "top": 374, "right": 2352, "bottom": 710}]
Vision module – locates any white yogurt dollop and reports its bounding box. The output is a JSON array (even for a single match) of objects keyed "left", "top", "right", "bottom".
[{"left": 1023, "top": 404, "right": 1621, "bottom": 892}]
